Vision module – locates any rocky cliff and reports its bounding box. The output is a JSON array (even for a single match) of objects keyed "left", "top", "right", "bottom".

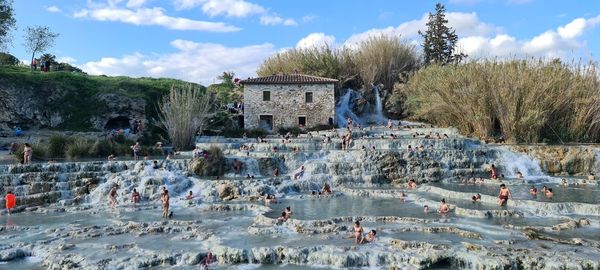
[{"left": 0, "top": 66, "right": 199, "bottom": 131}]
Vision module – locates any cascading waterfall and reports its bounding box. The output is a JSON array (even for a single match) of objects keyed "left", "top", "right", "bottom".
[
  {"left": 335, "top": 87, "right": 388, "bottom": 128},
  {"left": 593, "top": 148, "right": 600, "bottom": 174},
  {"left": 371, "top": 86, "right": 386, "bottom": 124},
  {"left": 336, "top": 89, "right": 362, "bottom": 127},
  {"left": 495, "top": 148, "right": 543, "bottom": 178}
]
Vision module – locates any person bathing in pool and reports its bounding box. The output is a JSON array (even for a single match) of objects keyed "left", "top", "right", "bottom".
[
  {"left": 361, "top": 230, "right": 377, "bottom": 244},
  {"left": 438, "top": 198, "right": 449, "bottom": 215},
  {"left": 284, "top": 206, "right": 292, "bottom": 219},
  {"left": 529, "top": 186, "right": 537, "bottom": 197},
  {"left": 498, "top": 184, "right": 512, "bottom": 207}
]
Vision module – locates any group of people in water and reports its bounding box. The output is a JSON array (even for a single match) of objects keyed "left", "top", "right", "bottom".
[{"left": 106, "top": 184, "right": 176, "bottom": 219}]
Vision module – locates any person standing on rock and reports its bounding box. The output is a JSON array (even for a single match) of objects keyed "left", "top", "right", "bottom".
[
  {"left": 23, "top": 143, "right": 33, "bottom": 164},
  {"left": 109, "top": 185, "right": 118, "bottom": 210},
  {"left": 161, "top": 189, "right": 170, "bottom": 218},
  {"left": 352, "top": 221, "right": 364, "bottom": 244},
  {"left": 5, "top": 191, "right": 16, "bottom": 215},
  {"left": 131, "top": 142, "right": 141, "bottom": 160}
]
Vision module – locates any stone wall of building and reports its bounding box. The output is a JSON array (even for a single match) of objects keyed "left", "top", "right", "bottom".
[{"left": 244, "top": 83, "right": 335, "bottom": 131}]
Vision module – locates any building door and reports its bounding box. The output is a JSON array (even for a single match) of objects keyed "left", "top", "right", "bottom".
[{"left": 259, "top": 115, "right": 273, "bottom": 132}]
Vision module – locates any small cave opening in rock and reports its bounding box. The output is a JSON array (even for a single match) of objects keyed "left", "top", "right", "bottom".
[{"left": 104, "top": 116, "right": 131, "bottom": 130}]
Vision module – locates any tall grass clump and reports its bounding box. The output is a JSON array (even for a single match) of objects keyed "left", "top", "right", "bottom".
[
  {"left": 47, "top": 135, "right": 71, "bottom": 158},
  {"left": 257, "top": 35, "right": 419, "bottom": 91},
  {"left": 158, "top": 85, "right": 215, "bottom": 150},
  {"left": 65, "top": 139, "right": 93, "bottom": 160},
  {"left": 406, "top": 59, "right": 600, "bottom": 143}
]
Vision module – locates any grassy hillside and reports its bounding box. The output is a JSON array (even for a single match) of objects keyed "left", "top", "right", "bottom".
[{"left": 0, "top": 65, "right": 203, "bottom": 131}]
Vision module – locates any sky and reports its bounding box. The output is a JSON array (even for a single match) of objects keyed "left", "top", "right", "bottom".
[{"left": 6, "top": 0, "right": 600, "bottom": 85}]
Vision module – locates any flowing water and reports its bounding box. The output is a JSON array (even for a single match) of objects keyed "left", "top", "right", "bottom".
[{"left": 0, "top": 126, "right": 599, "bottom": 269}]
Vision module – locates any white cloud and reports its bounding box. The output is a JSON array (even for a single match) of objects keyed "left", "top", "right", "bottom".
[
  {"left": 345, "top": 12, "right": 499, "bottom": 46},
  {"left": 73, "top": 7, "right": 240, "bottom": 32},
  {"left": 296, "top": 33, "right": 336, "bottom": 49},
  {"left": 82, "top": 40, "right": 276, "bottom": 85},
  {"left": 343, "top": 11, "right": 599, "bottom": 59},
  {"left": 302, "top": 14, "right": 317, "bottom": 23},
  {"left": 173, "top": 0, "right": 264, "bottom": 17},
  {"left": 458, "top": 16, "right": 600, "bottom": 58},
  {"left": 57, "top": 56, "right": 77, "bottom": 64},
  {"left": 126, "top": 0, "right": 148, "bottom": 8},
  {"left": 46, "top": 6, "right": 62, "bottom": 13},
  {"left": 175, "top": 0, "right": 296, "bottom": 26},
  {"left": 260, "top": 15, "right": 298, "bottom": 26}
]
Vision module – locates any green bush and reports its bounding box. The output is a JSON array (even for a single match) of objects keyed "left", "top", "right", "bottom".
[
  {"left": 47, "top": 135, "right": 71, "bottom": 158},
  {"left": 89, "top": 139, "right": 117, "bottom": 157},
  {"left": 0, "top": 53, "right": 19, "bottom": 66},
  {"left": 278, "top": 126, "right": 304, "bottom": 136},
  {"left": 307, "top": 124, "right": 335, "bottom": 132},
  {"left": 65, "top": 139, "right": 93, "bottom": 160},
  {"left": 191, "top": 145, "right": 225, "bottom": 176},
  {"left": 245, "top": 128, "right": 268, "bottom": 138}
]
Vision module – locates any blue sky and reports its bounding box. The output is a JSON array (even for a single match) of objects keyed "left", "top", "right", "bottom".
[{"left": 7, "top": 0, "right": 600, "bottom": 84}]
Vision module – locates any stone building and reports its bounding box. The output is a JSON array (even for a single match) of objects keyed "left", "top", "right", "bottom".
[{"left": 241, "top": 74, "right": 337, "bottom": 132}]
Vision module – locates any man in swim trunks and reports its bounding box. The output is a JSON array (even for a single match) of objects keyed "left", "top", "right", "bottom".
[{"left": 498, "top": 184, "right": 512, "bottom": 206}]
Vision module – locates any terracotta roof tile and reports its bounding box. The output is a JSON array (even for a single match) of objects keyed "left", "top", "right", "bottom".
[{"left": 240, "top": 74, "right": 337, "bottom": 85}]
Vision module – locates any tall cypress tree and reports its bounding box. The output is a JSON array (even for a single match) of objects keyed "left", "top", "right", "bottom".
[{"left": 418, "top": 3, "right": 467, "bottom": 65}]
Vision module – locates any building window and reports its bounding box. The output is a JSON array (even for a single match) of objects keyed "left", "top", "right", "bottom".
[
  {"left": 305, "top": 92, "right": 313, "bottom": 103},
  {"left": 263, "top": 91, "right": 270, "bottom": 101},
  {"left": 298, "top": 116, "right": 306, "bottom": 126}
]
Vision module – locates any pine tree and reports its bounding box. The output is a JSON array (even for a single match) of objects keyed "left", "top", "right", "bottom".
[{"left": 418, "top": 3, "right": 467, "bottom": 65}]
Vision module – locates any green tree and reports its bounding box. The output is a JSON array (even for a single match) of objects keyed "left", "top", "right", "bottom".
[
  {"left": 418, "top": 3, "right": 466, "bottom": 65},
  {"left": 23, "top": 26, "right": 59, "bottom": 71},
  {"left": 39, "top": 53, "right": 57, "bottom": 69},
  {"left": 0, "top": 52, "right": 18, "bottom": 65},
  {"left": 0, "top": 0, "right": 16, "bottom": 50}
]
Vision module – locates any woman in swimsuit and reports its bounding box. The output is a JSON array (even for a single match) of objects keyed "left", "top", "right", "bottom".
[
  {"left": 353, "top": 221, "right": 363, "bottom": 244},
  {"left": 161, "top": 189, "right": 170, "bottom": 218},
  {"left": 109, "top": 186, "right": 118, "bottom": 210},
  {"left": 23, "top": 143, "right": 33, "bottom": 164}
]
